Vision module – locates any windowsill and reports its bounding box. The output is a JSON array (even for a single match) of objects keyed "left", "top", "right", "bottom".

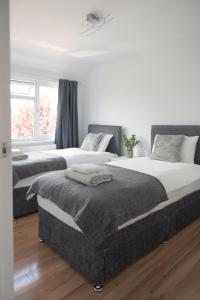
[{"left": 12, "top": 139, "right": 55, "bottom": 148}]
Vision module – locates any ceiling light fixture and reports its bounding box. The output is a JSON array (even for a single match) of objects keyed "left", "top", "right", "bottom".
[{"left": 80, "top": 12, "right": 113, "bottom": 37}]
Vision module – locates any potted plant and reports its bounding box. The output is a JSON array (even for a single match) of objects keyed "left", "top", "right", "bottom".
[{"left": 123, "top": 134, "right": 140, "bottom": 158}]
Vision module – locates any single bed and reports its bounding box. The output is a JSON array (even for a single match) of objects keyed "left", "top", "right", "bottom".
[
  {"left": 13, "top": 124, "right": 121, "bottom": 217},
  {"left": 29, "top": 125, "right": 200, "bottom": 290}
]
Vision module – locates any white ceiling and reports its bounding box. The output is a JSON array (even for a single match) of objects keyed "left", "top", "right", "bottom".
[{"left": 10, "top": 0, "right": 200, "bottom": 76}]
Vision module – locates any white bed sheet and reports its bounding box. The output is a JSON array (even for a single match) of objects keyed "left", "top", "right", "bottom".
[
  {"left": 107, "top": 157, "right": 200, "bottom": 198},
  {"left": 14, "top": 148, "right": 116, "bottom": 188},
  {"left": 44, "top": 148, "right": 116, "bottom": 166},
  {"left": 37, "top": 157, "right": 200, "bottom": 233}
]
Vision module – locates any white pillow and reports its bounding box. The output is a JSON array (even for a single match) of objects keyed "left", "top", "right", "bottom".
[
  {"left": 180, "top": 136, "right": 199, "bottom": 163},
  {"left": 152, "top": 135, "right": 158, "bottom": 153},
  {"left": 97, "top": 134, "right": 113, "bottom": 152}
]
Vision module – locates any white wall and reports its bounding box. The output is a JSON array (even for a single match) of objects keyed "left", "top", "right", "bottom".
[
  {"left": 81, "top": 36, "right": 200, "bottom": 155},
  {"left": 0, "top": 1, "right": 13, "bottom": 300}
]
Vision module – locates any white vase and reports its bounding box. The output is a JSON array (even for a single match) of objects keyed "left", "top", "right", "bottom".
[{"left": 126, "top": 150, "right": 133, "bottom": 158}]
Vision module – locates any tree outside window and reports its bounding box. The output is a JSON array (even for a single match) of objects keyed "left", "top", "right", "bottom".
[{"left": 11, "top": 80, "right": 58, "bottom": 141}]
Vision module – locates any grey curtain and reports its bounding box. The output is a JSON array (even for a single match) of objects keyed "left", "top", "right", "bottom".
[{"left": 55, "top": 79, "right": 79, "bottom": 149}]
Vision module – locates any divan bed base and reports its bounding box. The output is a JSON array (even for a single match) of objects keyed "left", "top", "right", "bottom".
[
  {"left": 14, "top": 187, "right": 38, "bottom": 218},
  {"left": 38, "top": 190, "right": 200, "bottom": 288}
]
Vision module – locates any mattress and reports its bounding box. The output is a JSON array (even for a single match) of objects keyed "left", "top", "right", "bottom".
[
  {"left": 37, "top": 157, "right": 200, "bottom": 233},
  {"left": 14, "top": 148, "right": 117, "bottom": 188}
]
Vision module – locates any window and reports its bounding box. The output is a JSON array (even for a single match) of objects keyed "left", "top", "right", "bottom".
[
  {"left": 11, "top": 79, "right": 58, "bottom": 142},
  {"left": 39, "top": 85, "right": 58, "bottom": 136}
]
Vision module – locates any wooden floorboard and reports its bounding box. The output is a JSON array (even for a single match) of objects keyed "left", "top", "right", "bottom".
[{"left": 14, "top": 213, "right": 200, "bottom": 300}]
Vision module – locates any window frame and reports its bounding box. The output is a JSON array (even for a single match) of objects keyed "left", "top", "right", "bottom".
[{"left": 11, "top": 76, "right": 58, "bottom": 145}]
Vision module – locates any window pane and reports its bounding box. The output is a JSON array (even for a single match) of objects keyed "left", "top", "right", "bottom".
[
  {"left": 39, "top": 86, "right": 58, "bottom": 136},
  {"left": 11, "top": 98, "right": 34, "bottom": 139},
  {"left": 11, "top": 81, "right": 35, "bottom": 97}
]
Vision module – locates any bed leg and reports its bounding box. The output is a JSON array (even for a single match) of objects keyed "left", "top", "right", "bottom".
[{"left": 94, "top": 285, "right": 103, "bottom": 292}]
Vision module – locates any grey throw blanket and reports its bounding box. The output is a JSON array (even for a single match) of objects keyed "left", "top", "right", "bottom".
[
  {"left": 27, "top": 165, "right": 167, "bottom": 245},
  {"left": 13, "top": 152, "right": 67, "bottom": 186}
]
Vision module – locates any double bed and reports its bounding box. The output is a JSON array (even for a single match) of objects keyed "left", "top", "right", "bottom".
[
  {"left": 27, "top": 125, "right": 200, "bottom": 290},
  {"left": 13, "top": 124, "right": 121, "bottom": 217}
]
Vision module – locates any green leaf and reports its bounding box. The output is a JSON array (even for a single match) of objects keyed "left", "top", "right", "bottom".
[{"left": 123, "top": 133, "right": 140, "bottom": 150}]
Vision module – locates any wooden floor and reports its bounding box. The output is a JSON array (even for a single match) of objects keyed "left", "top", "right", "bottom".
[{"left": 14, "top": 214, "right": 200, "bottom": 300}]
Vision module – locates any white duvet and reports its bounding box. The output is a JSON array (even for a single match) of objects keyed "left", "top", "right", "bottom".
[
  {"left": 38, "top": 157, "right": 200, "bottom": 232},
  {"left": 107, "top": 157, "right": 200, "bottom": 199},
  {"left": 44, "top": 148, "right": 116, "bottom": 166}
]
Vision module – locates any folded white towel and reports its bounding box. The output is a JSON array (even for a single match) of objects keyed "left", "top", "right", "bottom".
[
  {"left": 64, "top": 168, "right": 112, "bottom": 187},
  {"left": 70, "top": 163, "right": 108, "bottom": 175}
]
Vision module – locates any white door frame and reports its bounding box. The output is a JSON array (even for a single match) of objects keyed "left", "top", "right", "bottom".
[{"left": 0, "top": 1, "right": 13, "bottom": 300}]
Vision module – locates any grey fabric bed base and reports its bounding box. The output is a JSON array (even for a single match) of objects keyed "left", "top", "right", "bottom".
[
  {"left": 13, "top": 187, "right": 38, "bottom": 218},
  {"left": 38, "top": 190, "right": 200, "bottom": 287}
]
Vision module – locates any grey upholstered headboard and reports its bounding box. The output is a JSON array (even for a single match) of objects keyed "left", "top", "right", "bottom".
[
  {"left": 88, "top": 124, "right": 122, "bottom": 155},
  {"left": 151, "top": 125, "right": 200, "bottom": 164}
]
